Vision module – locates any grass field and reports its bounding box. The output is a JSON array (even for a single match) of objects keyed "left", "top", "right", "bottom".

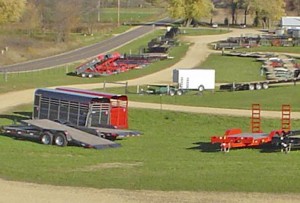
[
  {"left": 2, "top": 28, "right": 300, "bottom": 194},
  {"left": 121, "top": 85, "right": 300, "bottom": 111},
  {"left": 180, "top": 28, "right": 230, "bottom": 36},
  {"left": 1, "top": 106, "right": 300, "bottom": 192}
]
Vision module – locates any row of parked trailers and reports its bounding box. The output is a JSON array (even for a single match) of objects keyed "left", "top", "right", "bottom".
[
  {"left": 214, "top": 34, "right": 300, "bottom": 50},
  {"left": 1, "top": 88, "right": 140, "bottom": 149},
  {"left": 75, "top": 27, "right": 180, "bottom": 78}
]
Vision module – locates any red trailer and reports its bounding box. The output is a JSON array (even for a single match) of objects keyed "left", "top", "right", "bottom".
[
  {"left": 75, "top": 52, "right": 143, "bottom": 77},
  {"left": 211, "top": 104, "right": 291, "bottom": 152},
  {"left": 56, "top": 87, "right": 128, "bottom": 129}
]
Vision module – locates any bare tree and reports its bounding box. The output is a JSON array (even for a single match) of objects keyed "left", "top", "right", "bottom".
[{"left": 52, "top": 0, "right": 81, "bottom": 42}]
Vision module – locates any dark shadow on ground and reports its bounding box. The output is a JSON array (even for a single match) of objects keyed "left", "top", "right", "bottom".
[{"left": 187, "top": 142, "right": 220, "bottom": 153}]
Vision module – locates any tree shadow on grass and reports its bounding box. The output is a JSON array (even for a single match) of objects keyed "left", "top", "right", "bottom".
[{"left": 187, "top": 141, "right": 220, "bottom": 153}]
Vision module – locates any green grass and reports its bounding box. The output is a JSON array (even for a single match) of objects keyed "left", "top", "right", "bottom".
[
  {"left": 201, "top": 54, "right": 264, "bottom": 82},
  {"left": 180, "top": 27, "right": 231, "bottom": 36},
  {"left": 98, "top": 84, "right": 300, "bottom": 112},
  {"left": 1, "top": 107, "right": 300, "bottom": 192},
  {"left": 0, "top": 30, "right": 189, "bottom": 94},
  {"left": 96, "top": 8, "right": 166, "bottom": 23}
]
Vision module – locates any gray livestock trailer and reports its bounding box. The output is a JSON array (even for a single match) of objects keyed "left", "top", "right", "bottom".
[{"left": 1, "top": 88, "right": 140, "bottom": 149}]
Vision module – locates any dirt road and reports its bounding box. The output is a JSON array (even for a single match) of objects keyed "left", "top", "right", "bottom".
[{"left": 1, "top": 28, "right": 300, "bottom": 202}]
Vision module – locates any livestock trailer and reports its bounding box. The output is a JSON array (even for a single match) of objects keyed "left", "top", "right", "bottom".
[
  {"left": 173, "top": 69, "right": 215, "bottom": 92},
  {"left": 33, "top": 88, "right": 139, "bottom": 139},
  {"left": 56, "top": 87, "right": 128, "bottom": 129}
]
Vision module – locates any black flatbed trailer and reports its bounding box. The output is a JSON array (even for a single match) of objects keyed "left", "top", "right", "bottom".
[
  {"left": 2, "top": 119, "right": 120, "bottom": 149},
  {"left": 271, "top": 130, "right": 300, "bottom": 153},
  {"left": 220, "top": 78, "right": 300, "bottom": 91}
]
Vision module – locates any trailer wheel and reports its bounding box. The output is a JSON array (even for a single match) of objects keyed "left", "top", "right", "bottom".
[
  {"left": 248, "top": 84, "right": 255, "bottom": 91},
  {"left": 54, "top": 133, "right": 67, "bottom": 147},
  {"left": 255, "top": 83, "right": 262, "bottom": 90},
  {"left": 176, "top": 90, "right": 183, "bottom": 96},
  {"left": 262, "top": 83, "right": 269, "bottom": 89},
  {"left": 169, "top": 90, "right": 175, "bottom": 96},
  {"left": 198, "top": 85, "right": 205, "bottom": 92},
  {"left": 81, "top": 73, "right": 87, "bottom": 78},
  {"left": 41, "top": 132, "right": 53, "bottom": 145},
  {"left": 88, "top": 73, "right": 94, "bottom": 78}
]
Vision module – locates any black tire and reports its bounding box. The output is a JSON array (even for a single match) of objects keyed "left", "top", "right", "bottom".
[
  {"left": 169, "top": 90, "right": 175, "bottom": 96},
  {"left": 248, "top": 84, "right": 255, "bottom": 91},
  {"left": 81, "top": 73, "right": 86, "bottom": 78},
  {"left": 88, "top": 73, "right": 93, "bottom": 78},
  {"left": 262, "top": 83, "right": 269, "bottom": 89},
  {"left": 54, "top": 132, "right": 67, "bottom": 147},
  {"left": 41, "top": 132, "right": 53, "bottom": 145},
  {"left": 255, "top": 83, "right": 262, "bottom": 90},
  {"left": 198, "top": 85, "right": 205, "bottom": 92},
  {"left": 176, "top": 90, "right": 183, "bottom": 96}
]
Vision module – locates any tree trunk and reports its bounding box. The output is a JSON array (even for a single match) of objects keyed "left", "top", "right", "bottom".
[{"left": 244, "top": 8, "right": 247, "bottom": 25}]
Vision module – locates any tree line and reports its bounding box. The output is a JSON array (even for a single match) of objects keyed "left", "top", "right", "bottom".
[
  {"left": 168, "top": 0, "right": 288, "bottom": 28},
  {"left": 0, "top": 0, "right": 296, "bottom": 40}
]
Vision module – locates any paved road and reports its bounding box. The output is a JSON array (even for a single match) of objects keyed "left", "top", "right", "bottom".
[{"left": 0, "top": 25, "right": 156, "bottom": 73}]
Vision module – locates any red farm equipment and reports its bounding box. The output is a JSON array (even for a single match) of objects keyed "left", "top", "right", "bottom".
[
  {"left": 75, "top": 52, "right": 163, "bottom": 78},
  {"left": 56, "top": 87, "right": 129, "bottom": 129},
  {"left": 210, "top": 104, "right": 291, "bottom": 152}
]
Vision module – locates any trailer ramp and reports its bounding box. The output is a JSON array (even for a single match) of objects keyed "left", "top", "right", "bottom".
[{"left": 23, "top": 119, "right": 120, "bottom": 149}]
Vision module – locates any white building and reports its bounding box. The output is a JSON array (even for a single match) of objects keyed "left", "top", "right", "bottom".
[{"left": 281, "top": 16, "right": 300, "bottom": 30}]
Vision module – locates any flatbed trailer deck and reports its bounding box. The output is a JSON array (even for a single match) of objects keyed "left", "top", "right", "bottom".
[
  {"left": 3, "top": 119, "right": 120, "bottom": 149},
  {"left": 211, "top": 128, "right": 283, "bottom": 152},
  {"left": 220, "top": 77, "right": 300, "bottom": 91}
]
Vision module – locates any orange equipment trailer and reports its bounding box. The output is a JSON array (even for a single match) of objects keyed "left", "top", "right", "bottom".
[{"left": 211, "top": 104, "right": 291, "bottom": 152}]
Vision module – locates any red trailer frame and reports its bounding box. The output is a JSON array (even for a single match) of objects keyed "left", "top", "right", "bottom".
[
  {"left": 211, "top": 104, "right": 290, "bottom": 152},
  {"left": 56, "top": 87, "right": 128, "bottom": 129}
]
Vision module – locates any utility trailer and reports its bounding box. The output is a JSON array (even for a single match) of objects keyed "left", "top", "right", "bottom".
[
  {"left": 2, "top": 119, "right": 120, "bottom": 149},
  {"left": 220, "top": 77, "right": 300, "bottom": 91},
  {"left": 210, "top": 104, "right": 291, "bottom": 152},
  {"left": 56, "top": 87, "right": 129, "bottom": 129},
  {"left": 173, "top": 69, "right": 215, "bottom": 92}
]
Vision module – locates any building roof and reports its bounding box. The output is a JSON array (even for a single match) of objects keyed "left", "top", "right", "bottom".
[{"left": 281, "top": 17, "right": 300, "bottom": 27}]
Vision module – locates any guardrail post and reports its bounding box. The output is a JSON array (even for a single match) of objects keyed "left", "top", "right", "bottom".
[{"left": 4, "top": 71, "right": 7, "bottom": 82}]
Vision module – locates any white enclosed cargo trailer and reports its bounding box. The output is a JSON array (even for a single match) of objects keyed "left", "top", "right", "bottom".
[{"left": 173, "top": 69, "right": 215, "bottom": 91}]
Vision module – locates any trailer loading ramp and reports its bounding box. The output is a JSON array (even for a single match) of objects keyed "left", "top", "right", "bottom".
[{"left": 23, "top": 119, "right": 120, "bottom": 149}]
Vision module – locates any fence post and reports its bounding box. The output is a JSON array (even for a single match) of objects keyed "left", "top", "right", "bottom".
[
  {"left": 103, "top": 81, "right": 106, "bottom": 91},
  {"left": 125, "top": 81, "right": 128, "bottom": 94},
  {"left": 4, "top": 71, "right": 7, "bottom": 82}
]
